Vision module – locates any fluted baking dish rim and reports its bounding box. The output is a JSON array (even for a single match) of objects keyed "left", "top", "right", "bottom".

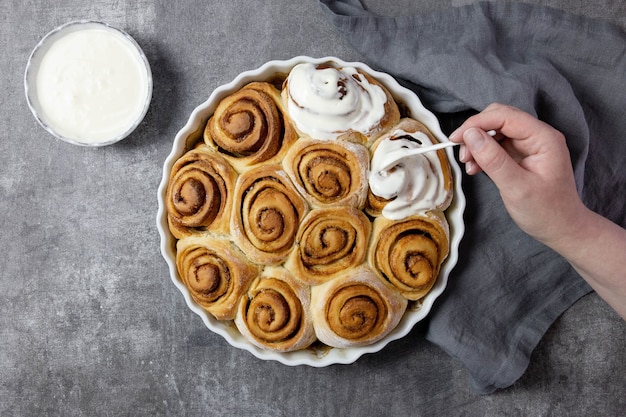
[{"left": 156, "top": 56, "right": 466, "bottom": 366}]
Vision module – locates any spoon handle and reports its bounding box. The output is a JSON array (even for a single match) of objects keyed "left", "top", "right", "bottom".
[
  {"left": 378, "top": 130, "right": 497, "bottom": 171},
  {"left": 395, "top": 130, "right": 496, "bottom": 157},
  {"left": 410, "top": 141, "right": 459, "bottom": 154},
  {"left": 414, "top": 130, "right": 495, "bottom": 155}
]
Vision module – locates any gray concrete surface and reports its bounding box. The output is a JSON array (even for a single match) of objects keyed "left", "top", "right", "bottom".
[{"left": 1, "top": 1, "right": 624, "bottom": 416}]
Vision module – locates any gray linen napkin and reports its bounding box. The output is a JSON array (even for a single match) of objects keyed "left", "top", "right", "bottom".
[{"left": 319, "top": 0, "right": 626, "bottom": 393}]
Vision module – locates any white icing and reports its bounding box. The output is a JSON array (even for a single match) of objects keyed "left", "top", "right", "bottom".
[
  {"left": 285, "top": 63, "right": 387, "bottom": 140},
  {"left": 35, "top": 27, "right": 149, "bottom": 144},
  {"left": 369, "top": 130, "right": 448, "bottom": 220}
]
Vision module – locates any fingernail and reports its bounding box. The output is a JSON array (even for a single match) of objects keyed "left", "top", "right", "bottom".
[
  {"left": 459, "top": 145, "right": 466, "bottom": 162},
  {"left": 465, "top": 160, "right": 475, "bottom": 174},
  {"left": 463, "top": 128, "right": 486, "bottom": 151},
  {"left": 449, "top": 128, "right": 460, "bottom": 141}
]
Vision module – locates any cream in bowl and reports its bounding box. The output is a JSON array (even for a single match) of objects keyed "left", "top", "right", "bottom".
[{"left": 24, "top": 21, "right": 152, "bottom": 146}]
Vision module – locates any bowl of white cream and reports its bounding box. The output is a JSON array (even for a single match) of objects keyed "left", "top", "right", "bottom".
[{"left": 24, "top": 21, "right": 152, "bottom": 147}]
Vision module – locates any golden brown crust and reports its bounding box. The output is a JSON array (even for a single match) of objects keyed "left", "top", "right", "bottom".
[
  {"left": 176, "top": 236, "right": 258, "bottom": 320},
  {"left": 310, "top": 266, "right": 407, "bottom": 348},
  {"left": 368, "top": 212, "right": 449, "bottom": 301},
  {"left": 285, "top": 206, "right": 371, "bottom": 286},
  {"left": 230, "top": 164, "right": 308, "bottom": 265},
  {"left": 166, "top": 147, "right": 237, "bottom": 238},
  {"left": 235, "top": 267, "right": 316, "bottom": 352},
  {"left": 283, "top": 138, "right": 370, "bottom": 209},
  {"left": 364, "top": 189, "right": 390, "bottom": 219},
  {"left": 204, "top": 82, "right": 297, "bottom": 172}
]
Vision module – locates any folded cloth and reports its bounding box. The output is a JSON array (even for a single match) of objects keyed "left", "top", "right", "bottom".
[{"left": 319, "top": 0, "right": 626, "bottom": 393}]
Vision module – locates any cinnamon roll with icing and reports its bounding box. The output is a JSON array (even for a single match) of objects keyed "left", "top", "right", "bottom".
[
  {"left": 283, "top": 63, "right": 400, "bottom": 143},
  {"left": 311, "top": 266, "right": 407, "bottom": 348},
  {"left": 231, "top": 164, "right": 308, "bottom": 265},
  {"left": 368, "top": 118, "right": 453, "bottom": 220},
  {"left": 235, "top": 267, "right": 316, "bottom": 352},
  {"left": 369, "top": 212, "right": 450, "bottom": 301},
  {"left": 205, "top": 82, "right": 297, "bottom": 172},
  {"left": 166, "top": 147, "right": 237, "bottom": 238},
  {"left": 283, "top": 138, "right": 370, "bottom": 209},
  {"left": 176, "top": 236, "right": 258, "bottom": 320}
]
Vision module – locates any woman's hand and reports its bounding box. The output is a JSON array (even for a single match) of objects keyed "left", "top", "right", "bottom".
[
  {"left": 449, "top": 103, "right": 586, "bottom": 247},
  {"left": 450, "top": 103, "right": 626, "bottom": 319}
]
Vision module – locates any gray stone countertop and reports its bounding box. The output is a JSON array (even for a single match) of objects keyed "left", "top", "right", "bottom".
[{"left": 1, "top": 1, "right": 624, "bottom": 416}]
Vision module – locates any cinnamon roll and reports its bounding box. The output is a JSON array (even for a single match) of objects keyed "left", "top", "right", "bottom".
[
  {"left": 166, "top": 147, "right": 237, "bottom": 238},
  {"left": 285, "top": 206, "right": 371, "bottom": 285},
  {"left": 311, "top": 266, "right": 407, "bottom": 348},
  {"left": 368, "top": 118, "right": 453, "bottom": 219},
  {"left": 231, "top": 164, "right": 308, "bottom": 265},
  {"left": 176, "top": 236, "right": 258, "bottom": 320},
  {"left": 369, "top": 212, "right": 449, "bottom": 301},
  {"left": 205, "top": 82, "right": 297, "bottom": 171},
  {"left": 282, "top": 63, "right": 400, "bottom": 143},
  {"left": 283, "top": 138, "right": 370, "bottom": 209},
  {"left": 235, "top": 267, "right": 316, "bottom": 352}
]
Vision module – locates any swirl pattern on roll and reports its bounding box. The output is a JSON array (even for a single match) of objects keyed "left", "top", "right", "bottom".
[
  {"left": 311, "top": 267, "right": 407, "bottom": 348},
  {"left": 283, "top": 139, "right": 369, "bottom": 209},
  {"left": 166, "top": 148, "right": 237, "bottom": 238},
  {"left": 235, "top": 267, "right": 316, "bottom": 352},
  {"left": 231, "top": 165, "right": 308, "bottom": 265},
  {"left": 369, "top": 213, "right": 449, "bottom": 300},
  {"left": 205, "top": 82, "right": 297, "bottom": 170},
  {"left": 365, "top": 188, "right": 390, "bottom": 219},
  {"left": 286, "top": 207, "right": 371, "bottom": 285},
  {"left": 176, "top": 236, "right": 258, "bottom": 320}
]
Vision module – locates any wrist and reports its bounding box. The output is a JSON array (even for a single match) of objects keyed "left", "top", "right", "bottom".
[
  {"left": 541, "top": 205, "right": 616, "bottom": 275},
  {"left": 541, "top": 206, "right": 626, "bottom": 319},
  {"left": 536, "top": 202, "right": 595, "bottom": 254}
]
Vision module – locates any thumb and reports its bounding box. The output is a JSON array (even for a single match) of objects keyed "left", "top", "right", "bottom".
[{"left": 463, "top": 128, "right": 524, "bottom": 189}]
